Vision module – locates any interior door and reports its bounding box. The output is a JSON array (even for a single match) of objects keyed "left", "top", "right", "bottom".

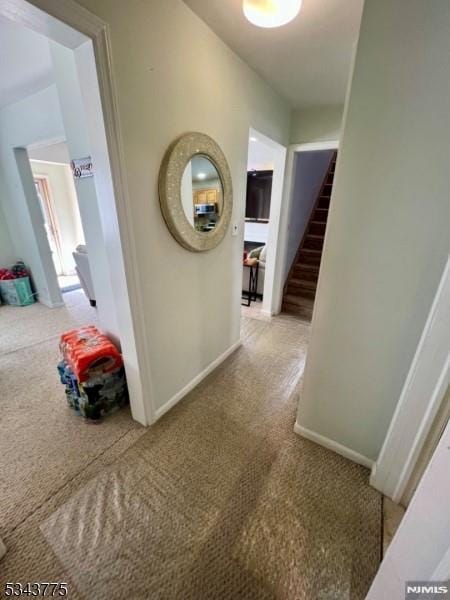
[{"left": 34, "top": 177, "right": 64, "bottom": 276}]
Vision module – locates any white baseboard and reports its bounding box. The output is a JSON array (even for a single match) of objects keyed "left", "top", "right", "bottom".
[
  {"left": 39, "top": 296, "right": 64, "bottom": 309},
  {"left": 294, "top": 422, "right": 374, "bottom": 469},
  {"left": 155, "top": 339, "right": 242, "bottom": 420}
]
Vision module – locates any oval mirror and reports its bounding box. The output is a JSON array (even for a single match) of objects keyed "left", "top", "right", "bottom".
[
  {"left": 159, "top": 132, "right": 233, "bottom": 252},
  {"left": 181, "top": 155, "right": 223, "bottom": 233}
]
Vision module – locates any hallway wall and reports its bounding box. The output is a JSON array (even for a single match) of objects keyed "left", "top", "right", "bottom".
[
  {"left": 290, "top": 105, "right": 343, "bottom": 144},
  {"left": 297, "top": 0, "right": 450, "bottom": 461},
  {"left": 75, "top": 0, "right": 291, "bottom": 413}
]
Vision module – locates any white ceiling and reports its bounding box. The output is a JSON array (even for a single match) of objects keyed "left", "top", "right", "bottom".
[
  {"left": 191, "top": 155, "right": 220, "bottom": 182},
  {"left": 0, "top": 16, "right": 54, "bottom": 110},
  {"left": 183, "top": 0, "right": 363, "bottom": 108}
]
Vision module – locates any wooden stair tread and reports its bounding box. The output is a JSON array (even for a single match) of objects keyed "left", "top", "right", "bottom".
[
  {"left": 294, "top": 262, "right": 319, "bottom": 270},
  {"left": 299, "top": 247, "right": 321, "bottom": 255},
  {"left": 282, "top": 150, "right": 336, "bottom": 321},
  {"left": 283, "top": 294, "right": 314, "bottom": 307},
  {"left": 288, "top": 278, "right": 317, "bottom": 290}
]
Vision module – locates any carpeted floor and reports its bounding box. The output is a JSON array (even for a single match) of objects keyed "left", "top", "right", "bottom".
[
  {"left": 0, "top": 291, "right": 145, "bottom": 533},
  {"left": 0, "top": 304, "right": 381, "bottom": 599}
]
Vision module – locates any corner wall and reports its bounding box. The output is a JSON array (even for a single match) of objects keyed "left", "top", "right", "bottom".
[
  {"left": 76, "top": 0, "right": 291, "bottom": 412},
  {"left": 297, "top": 0, "right": 450, "bottom": 461}
]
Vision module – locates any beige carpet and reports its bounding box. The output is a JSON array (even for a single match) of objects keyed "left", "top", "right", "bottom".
[
  {"left": 0, "top": 290, "right": 145, "bottom": 533},
  {"left": 0, "top": 309, "right": 381, "bottom": 599}
]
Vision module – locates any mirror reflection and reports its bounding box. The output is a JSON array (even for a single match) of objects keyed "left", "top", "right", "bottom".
[{"left": 181, "top": 155, "right": 223, "bottom": 233}]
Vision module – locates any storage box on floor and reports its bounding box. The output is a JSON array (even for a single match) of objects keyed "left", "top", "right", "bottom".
[
  {"left": 57, "top": 326, "right": 128, "bottom": 420},
  {"left": 0, "top": 261, "right": 35, "bottom": 306}
]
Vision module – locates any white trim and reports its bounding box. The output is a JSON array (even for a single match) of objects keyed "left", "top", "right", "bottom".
[
  {"left": 39, "top": 298, "right": 64, "bottom": 309},
  {"left": 294, "top": 421, "right": 373, "bottom": 469},
  {"left": 367, "top": 422, "right": 450, "bottom": 599},
  {"left": 1, "top": 0, "right": 156, "bottom": 426},
  {"left": 370, "top": 257, "right": 450, "bottom": 501},
  {"left": 155, "top": 340, "right": 242, "bottom": 420},
  {"left": 246, "top": 128, "right": 287, "bottom": 316},
  {"left": 431, "top": 549, "right": 450, "bottom": 580},
  {"left": 271, "top": 139, "right": 339, "bottom": 315},
  {"left": 289, "top": 140, "right": 340, "bottom": 153}
]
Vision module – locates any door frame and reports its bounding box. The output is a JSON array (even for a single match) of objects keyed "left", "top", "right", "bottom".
[
  {"left": 271, "top": 140, "right": 339, "bottom": 315},
  {"left": 34, "top": 175, "right": 65, "bottom": 275},
  {"left": 1, "top": 0, "right": 156, "bottom": 426},
  {"left": 245, "top": 128, "right": 287, "bottom": 317},
  {"left": 370, "top": 257, "right": 450, "bottom": 501}
]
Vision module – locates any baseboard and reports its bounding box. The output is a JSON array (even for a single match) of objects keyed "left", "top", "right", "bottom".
[
  {"left": 294, "top": 422, "right": 374, "bottom": 469},
  {"left": 155, "top": 339, "right": 242, "bottom": 420},
  {"left": 370, "top": 462, "right": 378, "bottom": 487},
  {"left": 39, "top": 296, "right": 64, "bottom": 309}
]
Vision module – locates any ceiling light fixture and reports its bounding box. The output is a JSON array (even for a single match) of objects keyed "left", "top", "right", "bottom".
[
  {"left": 249, "top": 136, "right": 258, "bottom": 142},
  {"left": 197, "top": 172, "right": 207, "bottom": 180},
  {"left": 243, "top": 0, "right": 302, "bottom": 28}
]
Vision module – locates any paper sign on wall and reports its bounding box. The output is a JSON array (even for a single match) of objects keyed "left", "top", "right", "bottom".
[{"left": 71, "top": 156, "right": 93, "bottom": 179}]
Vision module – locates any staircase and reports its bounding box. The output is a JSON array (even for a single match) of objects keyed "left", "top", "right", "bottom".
[{"left": 282, "top": 151, "right": 337, "bottom": 321}]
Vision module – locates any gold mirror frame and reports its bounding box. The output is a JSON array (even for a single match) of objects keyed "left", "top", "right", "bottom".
[{"left": 158, "top": 132, "right": 233, "bottom": 252}]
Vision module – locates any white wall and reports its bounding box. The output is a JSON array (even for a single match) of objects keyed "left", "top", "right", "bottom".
[
  {"left": 284, "top": 150, "right": 333, "bottom": 280},
  {"left": 0, "top": 85, "right": 64, "bottom": 306},
  {"left": 49, "top": 41, "right": 119, "bottom": 338},
  {"left": 30, "top": 160, "right": 84, "bottom": 274},
  {"left": 28, "top": 141, "right": 70, "bottom": 164},
  {"left": 290, "top": 105, "right": 343, "bottom": 144},
  {"left": 0, "top": 180, "right": 16, "bottom": 266},
  {"left": 78, "top": 0, "right": 291, "bottom": 412},
  {"left": 296, "top": 0, "right": 450, "bottom": 462},
  {"left": 367, "top": 420, "right": 450, "bottom": 599}
]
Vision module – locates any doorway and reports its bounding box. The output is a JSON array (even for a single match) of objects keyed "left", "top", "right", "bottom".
[
  {"left": 34, "top": 175, "right": 65, "bottom": 277},
  {"left": 271, "top": 141, "right": 339, "bottom": 320},
  {"left": 0, "top": 0, "right": 151, "bottom": 427},
  {"left": 281, "top": 148, "right": 336, "bottom": 321},
  {"left": 241, "top": 128, "right": 286, "bottom": 320},
  {"left": 31, "top": 145, "right": 85, "bottom": 294}
]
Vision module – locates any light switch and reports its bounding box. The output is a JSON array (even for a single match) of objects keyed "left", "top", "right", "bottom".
[{"left": 232, "top": 223, "right": 239, "bottom": 237}]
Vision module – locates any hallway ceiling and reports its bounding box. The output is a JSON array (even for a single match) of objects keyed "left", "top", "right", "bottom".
[
  {"left": 183, "top": 0, "right": 363, "bottom": 108},
  {"left": 0, "top": 16, "right": 54, "bottom": 109}
]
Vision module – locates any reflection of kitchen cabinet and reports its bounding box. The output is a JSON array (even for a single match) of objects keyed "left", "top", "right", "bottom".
[{"left": 194, "top": 188, "right": 218, "bottom": 204}]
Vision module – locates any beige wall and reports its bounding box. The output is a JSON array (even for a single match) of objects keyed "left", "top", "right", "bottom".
[
  {"left": 30, "top": 160, "right": 84, "bottom": 274},
  {"left": 76, "top": 0, "right": 291, "bottom": 411},
  {"left": 290, "top": 104, "right": 343, "bottom": 144},
  {"left": 297, "top": 0, "right": 450, "bottom": 461}
]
